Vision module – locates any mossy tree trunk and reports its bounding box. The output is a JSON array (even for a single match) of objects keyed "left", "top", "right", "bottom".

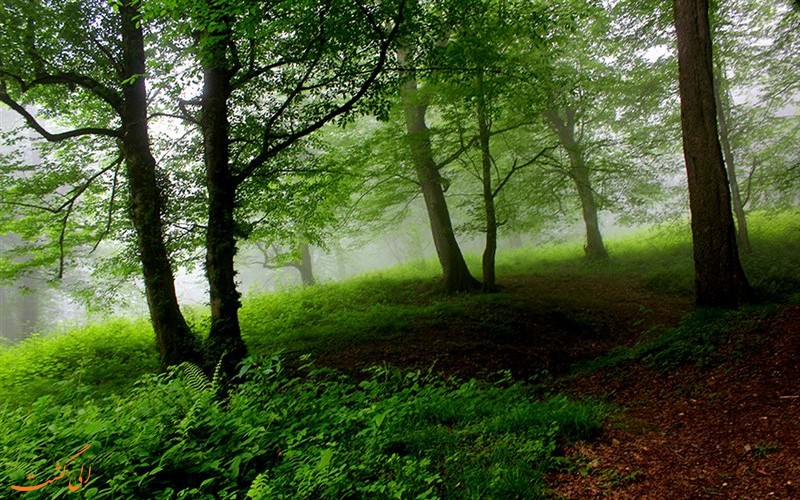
[
  {"left": 119, "top": 1, "right": 201, "bottom": 368},
  {"left": 199, "top": 14, "right": 248, "bottom": 375}
]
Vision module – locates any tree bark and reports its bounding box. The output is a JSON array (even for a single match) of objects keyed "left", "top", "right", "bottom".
[
  {"left": 544, "top": 109, "right": 608, "bottom": 260},
  {"left": 18, "top": 278, "right": 38, "bottom": 336},
  {"left": 713, "top": 69, "right": 751, "bottom": 252},
  {"left": 476, "top": 85, "right": 497, "bottom": 292},
  {"left": 296, "top": 243, "right": 316, "bottom": 287},
  {"left": 200, "top": 23, "right": 248, "bottom": 374},
  {"left": 399, "top": 75, "right": 480, "bottom": 293},
  {"left": 119, "top": 2, "right": 201, "bottom": 368},
  {"left": 674, "top": 0, "right": 751, "bottom": 308}
]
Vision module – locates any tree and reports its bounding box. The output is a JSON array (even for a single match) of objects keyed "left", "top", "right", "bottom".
[
  {"left": 428, "top": 0, "right": 559, "bottom": 289},
  {"left": 398, "top": 53, "right": 481, "bottom": 292},
  {"left": 537, "top": 0, "right": 676, "bottom": 259},
  {"left": 158, "top": 0, "right": 406, "bottom": 372},
  {"left": 673, "top": 0, "right": 751, "bottom": 308},
  {"left": 0, "top": 0, "right": 201, "bottom": 366},
  {"left": 254, "top": 241, "right": 317, "bottom": 288},
  {"left": 708, "top": 0, "right": 800, "bottom": 249},
  {"left": 543, "top": 108, "right": 608, "bottom": 259}
]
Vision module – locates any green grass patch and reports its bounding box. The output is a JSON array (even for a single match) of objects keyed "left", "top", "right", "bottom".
[
  {"left": 0, "top": 318, "right": 159, "bottom": 407},
  {"left": 0, "top": 356, "right": 607, "bottom": 499},
  {"left": 578, "top": 305, "right": 776, "bottom": 373},
  {"left": 237, "top": 275, "right": 521, "bottom": 355}
]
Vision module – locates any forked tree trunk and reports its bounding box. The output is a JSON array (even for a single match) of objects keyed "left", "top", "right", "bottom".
[
  {"left": 544, "top": 109, "right": 608, "bottom": 260},
  {"left": 713, "top": 71, "right": 751, "bottom": 252},
  {"left": 200, "top": 22, "right": 248, "bottom": 375},
  {"left": 119, "top": 2, "right": 201, "bottom": 368},
  {"left": 399, "top": 74, "right": 480, "bottom": 293},
  {"left": 674, "top": 0, "right": 751, "bottom": 308}
]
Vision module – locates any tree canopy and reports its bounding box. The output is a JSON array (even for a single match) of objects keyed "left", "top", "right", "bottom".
[{"left": 0, "top": 0, "right": 797, "bottom": 364}]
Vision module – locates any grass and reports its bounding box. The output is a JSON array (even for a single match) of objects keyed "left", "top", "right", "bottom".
[
  {"left": 0, "top": 318, "right": 159, "bottom": 406},
  {"left": 0, "top": 356, "right": 608, "bottom": 498},
  {"left": 0, "top": 208, "right": 797, "bottom": 497}
]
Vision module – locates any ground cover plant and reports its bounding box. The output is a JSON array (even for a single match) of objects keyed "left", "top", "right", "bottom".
[
  {"left": 0, "top": 356, "right": 606, "bottom": 498},
  {"left": 0, "top": 209, "right": 798, "bottom": 497}
]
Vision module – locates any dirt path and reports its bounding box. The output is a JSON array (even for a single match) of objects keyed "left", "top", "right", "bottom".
[
  {"left": 550, "top": 305, "right": 800, "bottom": 499},
  {"left": 314, "top": 273, "right": 692, "bottom": 381},
  {"left": 302, "top": 274, "right": 799, "bottom": 498}
]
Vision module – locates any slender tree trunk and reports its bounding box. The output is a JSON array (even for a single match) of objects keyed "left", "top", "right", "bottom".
[
  {"left": 296, "top": 243, "right": 316, "bottom": 287},
  {"left": 544, "top": 109, "right": 608, "bottom": 259},
  {"left": 713, "top": 70, "right": 751, "bottom": 252},
  {"left": 674, "top": 0, "right": 751, "bottom": 308},
  {"left": 18, "top": 279, "right": 38, "bottom": 336},
  {"left": 119, "top": 2, "right": 201, "bottom": 368},
  {"left": 399, "top": 74, "right": 480, "bottom": 292},
  {"left": 476, "top": 86, "right": 497, "bottom": 292},
  {"left": 200, "top": 25, "right": 248, "bottom": 374}
]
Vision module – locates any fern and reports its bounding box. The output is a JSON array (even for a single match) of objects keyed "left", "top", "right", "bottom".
[
  {"left": 246, "top": 471, "right": 273, "bottom": 499},
  {"left": 179, "top": 361, "right": 212, "bottom": 397},
  {"left": 171, "top": 360, "right": 224, "bottom": 440}
]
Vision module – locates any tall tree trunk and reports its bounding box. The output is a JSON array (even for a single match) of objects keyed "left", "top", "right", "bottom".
[
  {"left": 399, "top": 74, "right": 480, "bottom": 292},
  {"left": 18, "top": 278, "right": 38, "bottom": 336},
  {"left": 713, "top": 69, "right": 751, "bottom": 252},
  {"left": 296, "top": 243, "right": 316, "bottom": 287},
  {"left": 119, "top": 1, "right": 201, "bottom": 368},
  {"left": 507, "top": 233, "right": 523, "bottom": 248},
  {"left": 674, "top": 0, "right": 751, "bottom": 308},
  {"left": 200, "top": 26, "right": 248, "bottom": 374},
  {"left": 544, "top": 109, "right": 608, "bottom": 260},
  {"left": 476, "top": 86, "right": 497, "bottom": 292}
]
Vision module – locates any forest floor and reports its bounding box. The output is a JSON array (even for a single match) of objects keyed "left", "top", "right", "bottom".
[{"left": 294, "top": 273, "right": 800, "bottom": 499}]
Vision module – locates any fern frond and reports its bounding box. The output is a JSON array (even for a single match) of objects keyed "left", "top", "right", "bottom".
[
  {"left": 210, "top": 354, "right": 225, "bottom": 392},
  {"left": 178, "top": 361, "right": 211, "bottom": 398}
]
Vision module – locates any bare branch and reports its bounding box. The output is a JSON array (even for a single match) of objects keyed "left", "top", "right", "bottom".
[
  {"left": 0, "top": 199, "right": 59, "bottom": 213},
  {"left": 0, "top": 91, "right": 121, "bottom": 140},
  {"left": 91, "top": 159, "right": 123, "bottom": 253},
  {"left": 89, "top": 35, "right": 123, "bottom": 77},
  {"left": 28, "top": 73, "right": 124, "bottom": 113},
  {"left": 492, "top": 145, "right": 558, "bottom": 198},
  {"left": 435, "top": 136, "right": 478, "bottom": 170},
  {"left": 742, "top": 160, "right": 758, "bottom": 208},
  {"left": 57, "top": 201, "right": 74, "bottom": 279}
]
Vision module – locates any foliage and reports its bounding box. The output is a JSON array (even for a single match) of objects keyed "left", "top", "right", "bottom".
[
  {"left": 237, "top": 272, "right": 521, "bottom": 354},
  {"left": 1, "top": 210, "right": 798, "bottom": 496},
  {"left": 0, "top": 354, "right": 606, "bottom": 498},
  {"left": 0, "top": 318, "right": 158, "bottom": 406},
  {"left": 580, "top": 308, "right": 738, "bottom": 372}
]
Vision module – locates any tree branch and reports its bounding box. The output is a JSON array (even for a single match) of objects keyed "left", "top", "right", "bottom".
[
  {"left": 235, "top": 0, "right": 406, "bottom": 186},
  {"left": 57, "top": 201, "right": 74, "bottom": 279},
  {"left": 493, "top": 145, "right": 558, "bottom": 198},
  {"left": 28, "top": 73, "right": 123, "bottom": 113},
  {"left": 435, "top": 136, "right": 478, "bottom": 170},
  {"left": 0, "top": 91, "right": 121, "bottom": 140},
  {"left": 91, "top": 158, "right": 123, "bottom": 253}
]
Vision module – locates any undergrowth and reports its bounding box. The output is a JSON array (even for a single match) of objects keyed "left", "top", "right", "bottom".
[
  {"left": 0, "top": 355, "right": 607, "bottom": 499},
  {"left": 578, "top": 305, "right": 777, "bottom": 373},
  {"left": 0, "top": 208, "right": 796, "bottom": 497},
  {"left": 0, "top": 318, "right": 158, "bottom": 406}
]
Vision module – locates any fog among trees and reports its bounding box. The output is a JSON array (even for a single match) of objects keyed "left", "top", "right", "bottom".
[{"left": 1, "top": 0, "right": 797, "bottom": 363}]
